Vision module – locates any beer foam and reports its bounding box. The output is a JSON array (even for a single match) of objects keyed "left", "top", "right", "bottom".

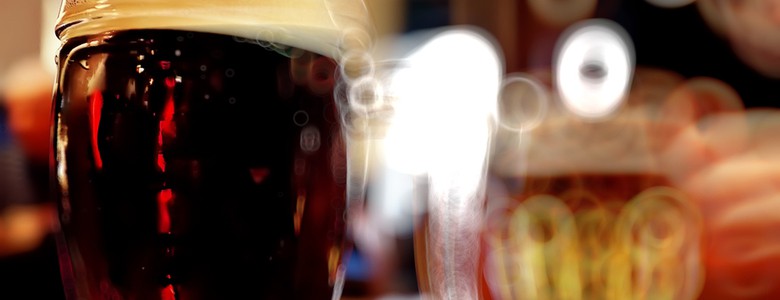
[
  {"left": 56, "top": 0, "right": 373, "bottom": 59},
  {"left": 494, "top": 103, "right": 661, "bottom": 177},
  {"left": 493, "top": 68, "right": 687, "bottom": 177}
]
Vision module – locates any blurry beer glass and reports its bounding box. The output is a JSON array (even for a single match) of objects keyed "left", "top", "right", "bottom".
[
  {"left": 52, "top": 0, "right": 372, "bottom": 299},
  {"left": 483, "top": 22, "right": 707, "bottom": 300},
  {"left": 486, "top": 101, "right": 706, "bottom": 300}
]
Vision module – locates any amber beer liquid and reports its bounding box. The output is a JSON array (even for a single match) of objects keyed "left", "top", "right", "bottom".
[
  {"left": 52, "top": 1, "right": 370, "bottom": 299},
  {"left": 481, "top": 114, "right": 705, "bottom": 300}
]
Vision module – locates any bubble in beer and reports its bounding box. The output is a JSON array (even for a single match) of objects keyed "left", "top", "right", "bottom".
[
  {"left": 498, "top": 73, "right": 549, "bottom": 132},
  {"left": 253, "top": 27, "right": 300, "bottom": 58},
  {"left": 293, "top": 110, "right": 309, "bottom": 127},
  {"left": 348, "top": 76, "right": 384, "bottom": 114},
  {"left": 254, "top": 28, "right": 278, "bottom": 49},
  {"left": 339, "top": 50, "right": 374, "bottom": 83},
  {"left": 555, "top": 19, "right": 634, "bottom": 120},
  {"left": 300, "top": 126, "right": 321, "bottom": 153}
]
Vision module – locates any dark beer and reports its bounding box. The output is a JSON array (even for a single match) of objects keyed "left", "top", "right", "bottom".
[{"left": 54, "top": 29, "right": 347, "bottom": 299}]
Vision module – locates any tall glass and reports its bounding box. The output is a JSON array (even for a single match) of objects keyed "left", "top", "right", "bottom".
[{"left": 52, "top": 1, "right": 372, "bottom": 299}]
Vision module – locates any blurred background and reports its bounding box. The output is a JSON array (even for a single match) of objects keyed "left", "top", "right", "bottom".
[
  {"left": 1, "top": 0, "right": 779, "bottom": 299},
  {"left": 0, "top": 0, "right": 62, "bottom": 299}
]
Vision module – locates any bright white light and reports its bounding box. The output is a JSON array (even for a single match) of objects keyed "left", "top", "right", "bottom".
[
  {"left": 382, "top": 27, "right": 502, "bottom": 300},
  {"left": 384, "top": 29, "right": 501, "bottom": 179},
  {"left": 555, "top": 20, "right": 634, "bottom": 120}
]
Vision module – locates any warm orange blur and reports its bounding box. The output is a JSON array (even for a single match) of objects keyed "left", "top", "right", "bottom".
[
  {"left": 0, "top": 57, "right": 56, "bottom": 257},
  {"left": 0, "top": 203, "right": 56, "bottom": 256},
  {"left": 4, "top": 57, "right": 53, "bottom": 165}
]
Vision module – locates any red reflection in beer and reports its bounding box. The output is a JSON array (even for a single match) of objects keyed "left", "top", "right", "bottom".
[
  {"left": 157, "top": 76, "right": 176, "bottom": 233},
  {"left": 161, "top": 284, "right": 175, "bottom": 300},
  {"left": 89, "top": 90, "right": 103, "bottom": 170},
  {"left": 157, "top": 154, "right": 166, "bottom": 172},
  {"left": 158, "top": 189, "right": 172, "bottom": 233},
  {"left": 160, "top": 78, "right": 176, "bottom": 137},
  {"left": 249, "top": 167, "right": 270, "bottom": 184}
]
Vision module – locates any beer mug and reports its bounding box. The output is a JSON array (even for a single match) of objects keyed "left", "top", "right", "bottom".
[
  {"left": 480, "top": 20, "right": 708, "bottom": 300},
  {"left": 52, "top": 0, "right": 373, "bottom": 299}
]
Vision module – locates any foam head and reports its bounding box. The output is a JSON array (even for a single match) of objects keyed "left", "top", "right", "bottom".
[
  {"left": 56, "top": 0, "right": 373, "bottom": 59},
  {"left": 493, "top": 67, "right": 749, "bottom": 181}
]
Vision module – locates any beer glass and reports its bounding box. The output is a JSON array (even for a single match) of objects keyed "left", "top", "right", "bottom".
[
  {"left": 481, "top": 21, "right": 707, "bottom": 300},
  {"left": 52, "top": 1, "right": 372, "bottom": 299}
]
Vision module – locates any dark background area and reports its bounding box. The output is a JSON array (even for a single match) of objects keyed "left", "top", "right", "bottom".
[{"left": 625, "top": 1, "right": 779, "bottom": 108}]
